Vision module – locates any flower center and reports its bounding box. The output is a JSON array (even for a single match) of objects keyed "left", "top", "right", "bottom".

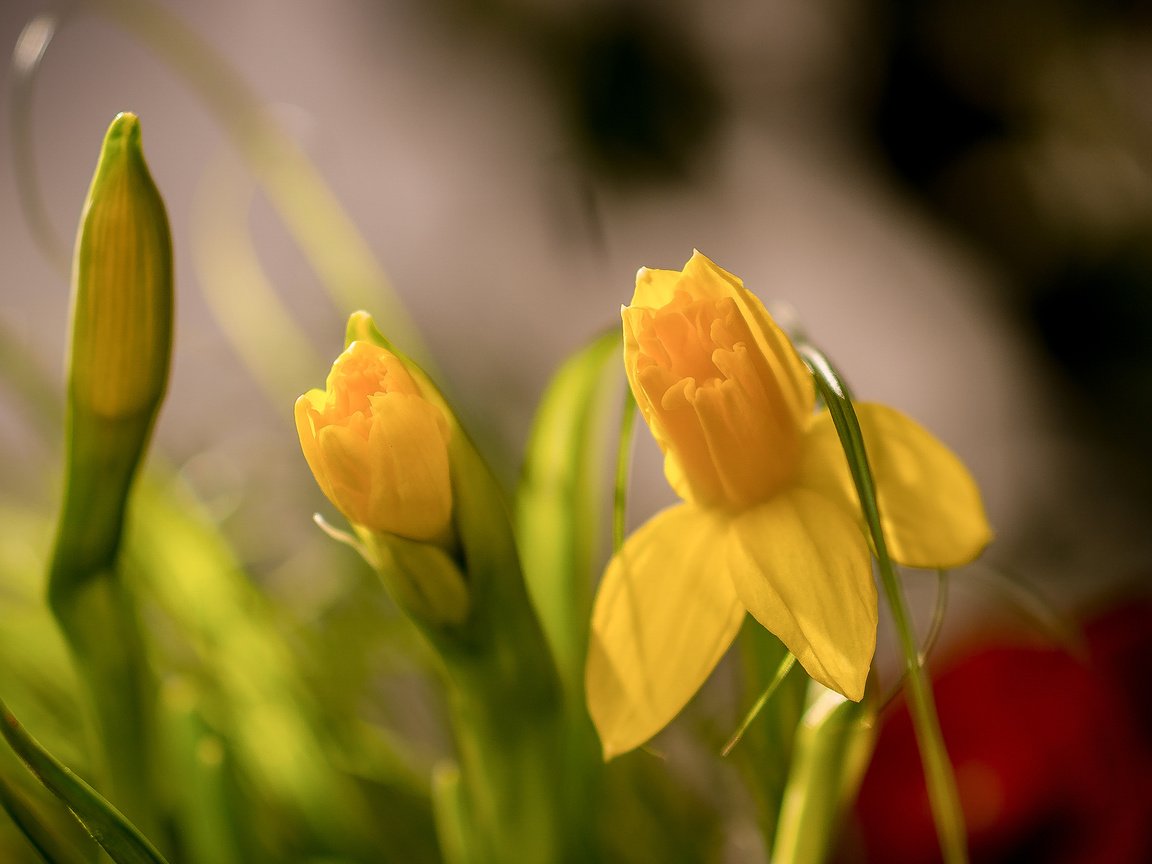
[{"left": 323, "top": 342, "right": 420, "bottom": 437}]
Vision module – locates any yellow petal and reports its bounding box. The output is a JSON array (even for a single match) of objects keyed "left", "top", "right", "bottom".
[
  {"left": 727, "top": 489, "right": 876, "bottom": 701},
  {"left": 293, "top": 391, "right": 333, "bottom": 503},
  {"left": 365, "top": 392, "right": 452, "bottom": 541},
  {"left": 586, "top": 504, "right": 745, "bottom": 759},
  {"left": 798, "top": 404, "right": 992, "bottom": 569},
  {"left": 316, "top": 423, "right": 372, "bottom": 525}
]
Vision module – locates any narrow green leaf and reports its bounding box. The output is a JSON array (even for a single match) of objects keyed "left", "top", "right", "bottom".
[
  {"left": 771, "top": 686, "right": 875, "bottom": 864},
  {"left": 730, "top": 623, "right": 808, "bottom": 852},
  {"left": 430, "top": 763, "right": 474, "bottom": 864},
  {"left": 516, "top": 328, "right": 621, "bottom": 694},
  {"left": 128, "top": 475, "right": 395, "bottom": 850},
  {"left": 0, "top": 774, "right": 92, "bottom": 864},
  {"left": 0, "top": 697, "right": 170, "bottom": 864},
  {"left": 721, "top": 652, "right": 796, "bottom": 757}
]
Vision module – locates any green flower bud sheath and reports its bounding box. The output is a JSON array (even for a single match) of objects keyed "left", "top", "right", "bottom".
[{"left": 47, "top": 113, "right": 173, "bottom": 841}]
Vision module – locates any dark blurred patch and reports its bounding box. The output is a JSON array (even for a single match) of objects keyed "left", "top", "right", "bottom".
[
  {"left": 871, "top": 37, "right": 1007, "bottom": 190},
  {"left": 432, "top": 1, "right": 721, "bottom": 184},
  {"left": 1031, "top": 249, "right": 1152, "bottom": 428},
  {"left": 866, "top": 0, "right": 1152, "bottom": 506},
  {"left": 541, "top": 8, "right": 721, "bottom": 184}
]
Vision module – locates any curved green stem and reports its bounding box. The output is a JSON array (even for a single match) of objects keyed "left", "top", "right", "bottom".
[
  {"left": 874, "top": 559, "right": 966, "bottom": 864},
  {"left": 801, "top": 345, "right": 968, "bottom": 864}
]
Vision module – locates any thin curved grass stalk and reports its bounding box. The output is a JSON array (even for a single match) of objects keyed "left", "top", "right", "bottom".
[
  {"left": 969, "top": 563, "right": 1082, "bottom": 653},
  {"left": 191, "top": 149, "right": 325, "bottom": 403},
  {"left": 0, "top": 697, "right": 171, "bottom": 864},
  {"left": 9, "top": 0, "right": 431, "bottom": 373},
  {"left": 919, "top": 570, "right": 950, "bottom": 666},
  {"left": 800, "top": 344, "right": 969, "bottom": 864},
  {"left": 877, "top": 569, "right": 952, "bottom": 713},
  {"left": 721, "top": 652, "right": 797, "bottom": 757}
]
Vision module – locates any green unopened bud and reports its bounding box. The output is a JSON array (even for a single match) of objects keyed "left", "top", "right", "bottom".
[
  {"left": 49, "top": 113, "right": 173, "bottom": 598},
  {"left": 70, "top": 112, "right": 172, "bottom": 420}
]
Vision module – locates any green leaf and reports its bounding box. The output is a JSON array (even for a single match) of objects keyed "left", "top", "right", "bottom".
[
  {"left": 430, "top": 763, "right": 474, "bottom": 864},
  {"left": 0, "top": 773, "right": 93, "bottom": 864},
  {"left": 515, "top": 328, "right": 622, "bottom": 693},
  {"left": 0, "top": 697, "right": 170, "bottom": 864},
  {"left": 771, "top": 685, "right": 875, "bottom": 864}
]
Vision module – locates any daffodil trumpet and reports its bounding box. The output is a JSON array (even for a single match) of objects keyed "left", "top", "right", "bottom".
[{"left": 586, "top": 251, "right": 992, "bottom": 761}]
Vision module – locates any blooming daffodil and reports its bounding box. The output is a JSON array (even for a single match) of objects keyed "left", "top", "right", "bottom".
[{"left": 585, "top": 251, "right": 991, "bottom": 759}]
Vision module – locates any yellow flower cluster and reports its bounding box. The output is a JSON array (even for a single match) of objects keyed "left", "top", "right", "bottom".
[{"left": 293, "top": 253, "right": 991, "bottom": 764}]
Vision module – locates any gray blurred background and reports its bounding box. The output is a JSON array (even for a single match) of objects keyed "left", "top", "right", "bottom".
[{"left": 2, "top": 0, "right": 1150, "bottom": 636}]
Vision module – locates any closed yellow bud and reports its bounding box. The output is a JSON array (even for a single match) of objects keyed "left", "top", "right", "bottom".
[
  {"left": 70, "top": 112, "right": 173, "bottom": 420},
  {"left": 295, "top": 341, "right": 453, "bottom": 542}
]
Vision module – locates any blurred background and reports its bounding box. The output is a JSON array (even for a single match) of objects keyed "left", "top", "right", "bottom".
[{"left": 1, "top": 0, "right": 1150, "bottom": 861}]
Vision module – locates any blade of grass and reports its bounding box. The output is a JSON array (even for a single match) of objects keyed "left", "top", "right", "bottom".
[
  {"left": 721, "top": 652, "right": 796, "bottom": 757},
  {"left": 0, "top": 697, "right": 170, "bottom": 864},
  {"left": 0, "top": 774, "right": 92, "bottom": 864}
]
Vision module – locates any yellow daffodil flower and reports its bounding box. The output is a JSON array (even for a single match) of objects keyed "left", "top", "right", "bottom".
[
  {"left": 586, "top": 251, "right": 991, "bottom": 759},
  {"left": 295, "top": 340, "right": 452, "bottom": 543}
]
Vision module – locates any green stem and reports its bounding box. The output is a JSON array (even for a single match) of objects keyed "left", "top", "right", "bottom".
[
  {"left": 874, "top": 559, "right": 966, "bottom": 864},
  {"left": 722, "top": 652, "right": 796, "bottom": 757},
  {"left": 50, "top": 574, "right": 157, "bottom": 844},
  {"left": 801, "top": 345, "right": 968, "bottom": 864},
  {"left": 48, "top": 412, "right": 160, "bottom": 842}
]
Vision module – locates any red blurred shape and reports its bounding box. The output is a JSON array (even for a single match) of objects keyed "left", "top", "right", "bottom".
[{"left": 852, "top": 599, "right": 1152, "bottom": 864}]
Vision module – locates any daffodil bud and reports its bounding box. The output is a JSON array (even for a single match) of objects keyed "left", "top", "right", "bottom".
[
  {"left": 295, "top": 340, "right": 453, "bottom": 544},
  {"left": 69, "top": 112, "right": 173, "bottom": 421},
  {"left": 49, "top": 112, "right": 174, "bottom": 596}
]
